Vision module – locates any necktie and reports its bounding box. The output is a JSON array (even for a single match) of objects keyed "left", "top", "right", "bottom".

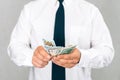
[{"left": 52, "top": 0, "right": 65, "bottom": 80}]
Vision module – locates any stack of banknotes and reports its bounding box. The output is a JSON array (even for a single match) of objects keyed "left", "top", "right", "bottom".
[{"left": 43, "top": 39, "right": 76, "bottom": 56}]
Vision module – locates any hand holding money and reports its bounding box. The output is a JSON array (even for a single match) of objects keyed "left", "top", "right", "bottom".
[
  {"left": 32, "top": 39, "right": 81, "bottom": 68},
  {"left": 52, "top": 48, "right": 81, "bottom": 68}
]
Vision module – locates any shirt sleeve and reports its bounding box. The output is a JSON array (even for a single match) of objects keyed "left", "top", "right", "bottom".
[
  {"left": 7, "top": 6, "right": 34, "bottom": 67},
  {"left": 77, "top": 8, "right": 114, "bottom": 68}
]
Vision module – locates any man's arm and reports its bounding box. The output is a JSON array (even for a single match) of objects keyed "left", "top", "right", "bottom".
[
  {"left": 77, "top": 8, "right": 114, "bottom": 68},
  {"left": 8, "top": 5, "right": 34, "bottom": 67},
  {"left": 52, "top": 7, "right": 114, "bottom": 68}
]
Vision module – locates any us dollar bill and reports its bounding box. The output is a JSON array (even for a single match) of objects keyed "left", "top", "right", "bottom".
[{"left": 43, "top": 39, "right": 76, "bottom": 56}]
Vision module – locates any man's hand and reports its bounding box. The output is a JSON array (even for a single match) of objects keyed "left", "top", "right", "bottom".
[
  {"left": 52, "top": 48, "right": 81, "bottom": 68},
  {"left": 32, "top": 46, "right": 51, "bottom": 68}
]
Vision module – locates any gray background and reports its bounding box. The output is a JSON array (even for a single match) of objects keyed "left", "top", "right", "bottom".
[{"left": 0, "top": 0, "right": 120, "bottom": 80}]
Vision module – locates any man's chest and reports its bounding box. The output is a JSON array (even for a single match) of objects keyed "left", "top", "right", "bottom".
[{"left": 30, "top": 5, "right": 92, "bottom": 48}]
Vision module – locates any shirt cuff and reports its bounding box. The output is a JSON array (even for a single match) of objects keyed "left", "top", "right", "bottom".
[
  {"left": 23, "top": 48, "right": 35, "bottom": 67},
  {"left": 77, "top": 48, "right": 91, "bottom": 68}
]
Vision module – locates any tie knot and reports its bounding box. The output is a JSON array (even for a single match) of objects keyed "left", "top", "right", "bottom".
[{"left": 59, "top": 0, "right": 63, "bottom": 3}]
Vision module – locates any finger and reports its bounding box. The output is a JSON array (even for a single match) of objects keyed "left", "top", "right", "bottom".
[
  {"left": 32, "top": 56, "right": 48, "bottom": 67},
  {"left": 32, "top": 60, "right": 44, "bottom": 68},
  {"left": 61, "top": 59, "right": 78, "bottom": 64},
  {"left": 35, "top": 49, "right": 44, "bottom": 59},
  {"left": 55, "top": 54, "right": 72, "bottom": 60},
  {"left": 35, "top": 49, "right": 51, "bottom": 62},
  {"left": 65, "top": 64, "right": 75, "bottom": 68},
  {"left": 53, "top": 58, "right": 78, "bottom": 64},
  {"left": 33, "top": 61, "right": 47, "bottom": 68},
  {"left": 52, "top": 59, "right": 75, "bottom": 68},
  {"left": 38, "top": 46, "right": 51, "bottom": 60},
  {"left": 52, "top": 59, "right": 64, "bottom": 67},
  {"left": 56, "top": 54, "right": 71, "bottom": 59}
]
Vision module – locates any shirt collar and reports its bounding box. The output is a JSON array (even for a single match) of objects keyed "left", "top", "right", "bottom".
[
  {"left": 63, "top": 0, "right": 84, "bottom": 6},
  {"left": 63, "top": 0, "right": 73, "bottom": 6},
  {"left": 51, "top": 0, "right": 74, "bottom": 6},
  {"left": 39, "top": 0, "right": 83, "bottom": 6}
]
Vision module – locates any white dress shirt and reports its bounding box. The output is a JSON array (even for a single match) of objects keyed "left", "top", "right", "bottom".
[{"left": 8, "top": 0, "right": 114, "bottom": 80}]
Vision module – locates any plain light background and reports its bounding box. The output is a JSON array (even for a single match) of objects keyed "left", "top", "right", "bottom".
[{"left": 0, "top": 0, "right": 120, "bottom": 80}]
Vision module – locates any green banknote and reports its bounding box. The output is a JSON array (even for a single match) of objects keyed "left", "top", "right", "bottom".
[{"left": 43, "top": 39, "right": 76, "bottom": 56}]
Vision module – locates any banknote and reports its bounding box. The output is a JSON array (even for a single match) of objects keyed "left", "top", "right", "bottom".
[{"left": 43, "top": 39, "right": 76, "bottom": 56}]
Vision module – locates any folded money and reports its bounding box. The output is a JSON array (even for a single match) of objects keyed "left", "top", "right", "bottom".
[{"left": 43, "top": 39, "right": 76, "bottom": 56}]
